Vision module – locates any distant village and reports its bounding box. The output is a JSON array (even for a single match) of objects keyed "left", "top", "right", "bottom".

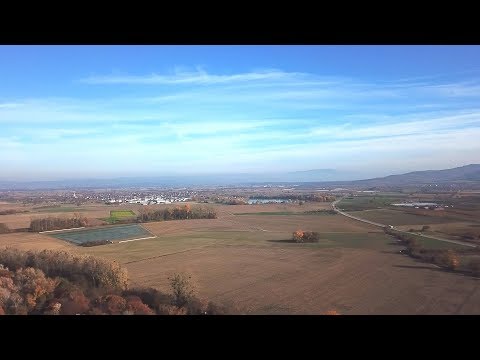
[
  {"left": 105, "top": 195, "right": 192, "bottom": 205},
  {"left": 390, "top": 202, "right": 451, "bottom": 210}
]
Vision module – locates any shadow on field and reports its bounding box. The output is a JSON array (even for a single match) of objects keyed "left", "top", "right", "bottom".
[
  {"left": 267, "top": 239, "right": 298, "bottom": 244},
  {"left": 394, "top": 264, "right": 441, "bottom": 271},
  {"left": 388, "top": 241, "right": 403, "bottom": 246},
  {"left": 380, "top": 250, "right": 402, "bottom": 254}
]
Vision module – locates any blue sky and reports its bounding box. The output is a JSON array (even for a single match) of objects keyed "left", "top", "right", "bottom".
[{"left": 1, "top": 45, "right": 480, "bottom": 181}]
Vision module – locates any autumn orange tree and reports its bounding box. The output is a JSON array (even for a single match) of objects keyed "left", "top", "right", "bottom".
[
  {"left": 440, "top": 250, "right": 460, "bottom": 270},
  {"left": 293, "top": 230, "right": 304, "bottom": 242},
  {"left": 324, "top": 310, "right": 340, "bottom": 315},
  {"left": 292, "top": 230, "right": 320, "bottom": 243}
]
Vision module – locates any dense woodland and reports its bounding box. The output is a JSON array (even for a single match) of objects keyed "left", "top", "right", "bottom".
[{"left": 0, "top": 248, "right": 231, "bottom": 315}]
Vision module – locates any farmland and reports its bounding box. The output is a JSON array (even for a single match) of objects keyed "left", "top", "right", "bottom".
[
  {"left": 1, "top": 194, "right": 480, "bottom": 314},
  {"left": 103, "top": 209, "right": 137, "bottom": 224},
  {"left": 340, "top": 193, "right": 480, "bottom": 246},
  {"left": 50, "top": 224, "right": 155, "bottom": 245},
  {"left": 110, "top": 210, "right": 136, "bottom": 218}
]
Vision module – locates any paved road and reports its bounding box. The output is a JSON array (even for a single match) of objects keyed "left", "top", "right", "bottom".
[{"left": 332, "top": 197, "right": 477, "bottom": 248}]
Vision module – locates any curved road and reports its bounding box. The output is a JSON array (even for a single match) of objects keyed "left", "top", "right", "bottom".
[{"left": 332, "top": 197, "right": 477, "bottom": 248}]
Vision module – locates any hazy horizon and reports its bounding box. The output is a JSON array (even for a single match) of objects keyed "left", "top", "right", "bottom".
[{"left": 2, "top": 45, "right": 480, "bottom": 181}]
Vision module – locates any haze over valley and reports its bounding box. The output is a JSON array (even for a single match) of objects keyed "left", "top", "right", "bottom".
[{"left": 1, "top": 45, "right": 480, "bottom": 315}]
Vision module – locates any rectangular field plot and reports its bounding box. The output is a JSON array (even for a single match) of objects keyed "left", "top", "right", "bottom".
[
  {"left": 110, "top": 210, "right": 136, "bottom": 218},
  {"left": 49, "top": 224, "right": 154, "bottom": 245}
]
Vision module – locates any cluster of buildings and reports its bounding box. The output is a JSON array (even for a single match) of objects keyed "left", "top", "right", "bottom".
[
  {"left": 391, "top": 202, "right": 451, "bottom": 210},
  {"left": 123, "top": 196, "right": 191, "bottom": 205}
]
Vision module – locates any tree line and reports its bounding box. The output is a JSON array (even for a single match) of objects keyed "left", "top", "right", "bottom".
[
  {"left": 0, "top": 248, "right": 233, "bottom": 315},
  {"left": 29, "top": 214, "right": 88, "bottom": 232},
  {"left": 251, "top": 194, "right": 335, "bottom": 202},
  {"left": 0, "top": 209, "right": 29, "bottom": 216},
  {"left": 384, "top": 227, "right": 480, "bottom": 275},
  {"left": 137, "top": 205, "right": 217, "bottom": 223}
]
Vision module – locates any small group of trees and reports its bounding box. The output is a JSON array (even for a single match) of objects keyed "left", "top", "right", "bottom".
[
  {"left": 0, "top": 248, "right": 232, "bottom": 315},
  {"left": 137, "top": 205, "right": 217, "bottom": 223},
  {"left": 29, "top": 213, "right": 88, "bottom": 232},
  {"left": 292, "top": 230, "right": 320, "bottom": 243},
  {"left": 385, "top": 228, "right": 460, "bottom": 271}
]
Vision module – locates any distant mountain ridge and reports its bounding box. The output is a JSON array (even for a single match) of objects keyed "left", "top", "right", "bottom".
[
  {"left": 0, "top": 164, "right": 479, "bottom": 190},
  {"left": 351, "top": 164, "right": 480, "bottom": 186}
]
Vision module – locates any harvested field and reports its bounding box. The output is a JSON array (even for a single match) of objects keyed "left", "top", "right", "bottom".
[
  {"left": 0, "top": 232, "right": 74, "bottom": 251},
  {"left": 98, "top": 242, "right": 480, "bottom": 314},
  {"left": 1, "top": 200, "right": 480, "bottom": 314}
]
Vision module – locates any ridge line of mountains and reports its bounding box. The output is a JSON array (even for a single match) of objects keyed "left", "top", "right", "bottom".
[{"left": 1, "top": 164, "right": 479, "bottom": 190}]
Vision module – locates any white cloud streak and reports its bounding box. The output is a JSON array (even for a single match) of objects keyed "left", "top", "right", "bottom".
[
  {"left": 80, "top": 69, "right": 304, "bottom": 85},
  {"left": 2, "top": 67, "right": 480, "bottom": 178}
]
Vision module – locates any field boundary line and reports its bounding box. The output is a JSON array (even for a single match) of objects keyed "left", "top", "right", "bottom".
[
  {"left": 39, "top": 227, "right": 85, "bottom": 234},
  {"left": 123, "top": 246, "right": 207, "bottom": 264},
  {"left": 118, "top": 236, "right": 157, "bottom": 243}
]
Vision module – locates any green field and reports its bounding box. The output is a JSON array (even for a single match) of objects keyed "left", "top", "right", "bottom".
[
  {"left": 110, "top": 210, "right": 136, "bottom": 218},
  {"left": 101, "top": 210, "right": 137, "bottom": 224},
  {"left": 339, "top": 195, "right": 408, "bottom": 211},
  {"left": 347, "top": 209, "right": 454, "bottom": 226},
  {"left": 414, "top": 237, "right": 469, "bottom": 250}
]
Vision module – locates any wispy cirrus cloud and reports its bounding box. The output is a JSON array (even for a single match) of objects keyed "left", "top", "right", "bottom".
[
  {"left": 3, "top": 66, "right": 480, "bottom": 179},
  {"left": 79, "top": 69, "right": 304, "bottom": 85}
]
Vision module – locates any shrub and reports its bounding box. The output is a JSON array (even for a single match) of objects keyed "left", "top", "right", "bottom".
[
  {"left": 122, "top": 287, "right": 172, "bottom": 311},
  {"left": 157, "top": 304, "right": 188, "bottom": 315},
  {"left": 60, "top": 289, "right": 90, "bottom": 315},
  {"left": 292, "top": 230, "right": 320, "bottom": 243},
  {"left": 169, "top": 273, "right": 196, "bottom": 308},
  {"left": 124, "top": 295, "right": 155, "bottom": 315},
  {"left": 293, "top": 230, "right": 304, "bottom": 242},
  {"left": 324, "top": 310, "right": 340, "bottom": 315},
  {"left": 435, "top": 250, "right": 460, "bottom": 270}
]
